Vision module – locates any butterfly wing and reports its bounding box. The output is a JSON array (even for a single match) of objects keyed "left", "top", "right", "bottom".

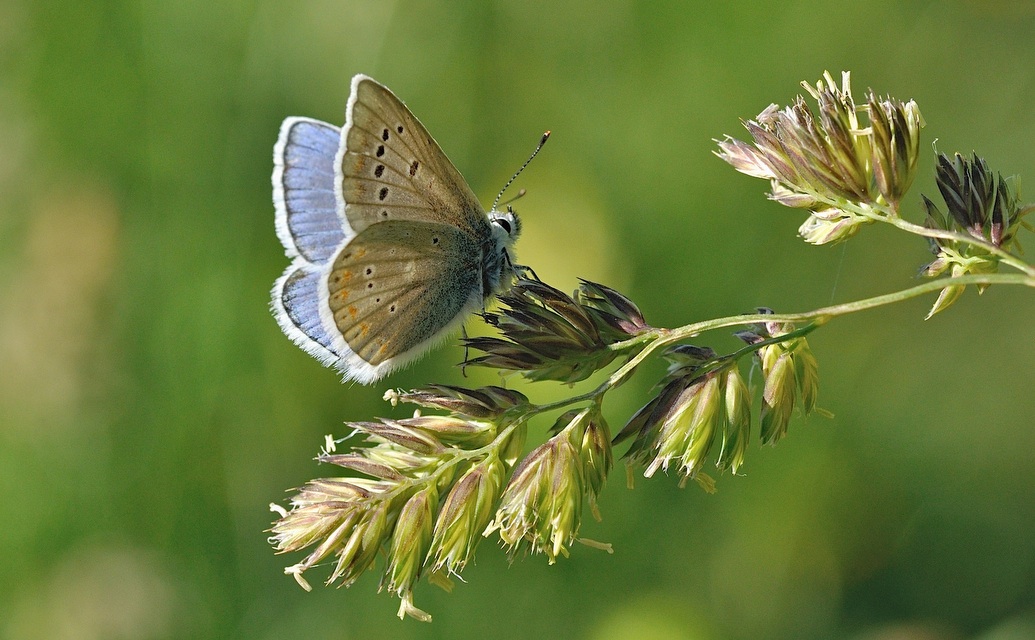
[
  {"left": 272, "top": 117, "right": 345, "bottom": 264},
  {"left": 272, "top": 263, "right": 345, "bottom": 370},
  {"left": 337, "top": 74, "right": 490, "bottom": 238},
  {"left": 272, "top": 75, "right": 496, "bottom": 384},
  {"left": 322, "top": 220, "right": 483, "bottom": 381},
  {"left": 271, "top": 117, "right": 355, "bottom": 369}
]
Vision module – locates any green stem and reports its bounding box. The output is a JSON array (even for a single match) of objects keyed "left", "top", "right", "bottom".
[
  {"left": 868, "top": 209, "right": 1035, "bottom": 277},
  {"left": 526, "top": 271, "right": 1033, "bottom": 418},
  {"left": 793, "top": 188, "right": 1035, "bottom": 276},
  {"left": 663, "top": 272, "right": 1034, "bottom": 343}
]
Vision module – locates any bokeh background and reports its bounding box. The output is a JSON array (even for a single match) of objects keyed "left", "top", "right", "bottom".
[{"left": 3, "top": 1, "right": 1035, "bottom": 638}]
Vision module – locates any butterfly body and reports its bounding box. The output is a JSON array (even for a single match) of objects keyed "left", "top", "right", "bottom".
[{"left": 272, "top": 75, "right": 519, "bottom": 384}]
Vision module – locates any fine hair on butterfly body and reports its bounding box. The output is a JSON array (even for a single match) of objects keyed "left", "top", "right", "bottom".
[{"left": 272, "top": 74, "right": 529, "bottom": 384}]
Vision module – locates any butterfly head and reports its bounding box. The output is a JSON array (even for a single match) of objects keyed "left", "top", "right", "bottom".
[{"left": 488, "top": 206, "right": 521, "bottom": 249}]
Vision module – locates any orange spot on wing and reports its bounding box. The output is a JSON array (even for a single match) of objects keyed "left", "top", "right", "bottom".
[
  {"left": 348, "top": 305, "right": 358, "bottom": 318},
  {"left": 359, "top": 322, "right": 370, "bottom": 336},
  {"left": 355, "top": 248, "right": 366, "bottom": 258}
]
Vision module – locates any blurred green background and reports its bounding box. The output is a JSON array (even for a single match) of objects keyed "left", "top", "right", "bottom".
[{"left": 3, "top": 1, "right": 1035, "bottom": 638}]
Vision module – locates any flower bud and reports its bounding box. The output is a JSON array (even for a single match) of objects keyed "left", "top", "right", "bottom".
[
  {"left": 386, "top": 384, "right": 529, "bottom": 419},
  {"left": 716, "top": 366, "right": 751, "bottom": 474},
  {"left": 578, "top": 409, "right": 613, "bottom": 508},
  {"left": 384, "top": 487, "right": 436, "bottom": 589},
  {"left": 396, "top": 414, "right": 496, "bottom": 448},
  {"left": 798, "top": 210, "right": 864, "bottom": 245},
  {"left": 576, "top": 279, "right": 651, "bottom": 339},
  {"left": 925, "top": 263, "right": 968, "bottom": 320},
  {"left": 737, "top": 315, "right": 820, "bottom": 445},
  {"left": 760, "top": 352, "right": 796, "bottom": 444},
  {"left": 486, "top": 433, "right": 585, "bottom": 563},
  {"left": 644, "top": 373, "right": 722, "bottom": 480},
  {"left": 465, "top": 279, "right": 623, "bottom": 383},
  {"left": 324, "top": 501, "right": 386, "bottom": 586},
  {"left": 868, "top": 92, "right": 922, "bottom": 205},
  {"left": 794, "top": 341, "right": 820, "bottom": 416},
  {"left": 427, "top": 456, "right": 506, "bottom": 575}
]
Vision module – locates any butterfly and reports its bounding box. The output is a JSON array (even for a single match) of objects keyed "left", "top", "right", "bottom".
[{"left": 272, "top": 74, "right": 536, "bottom": 384}]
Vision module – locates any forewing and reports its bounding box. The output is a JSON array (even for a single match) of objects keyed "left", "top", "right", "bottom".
[
  {"left": 273, "top": 117, "right": 346, "bottom": 263},
  {"left": 326, "top": 221, "right": 482, "bottom": 367},
  {"left": 337, "top": 74, "right": 489, "bottom": 237}
]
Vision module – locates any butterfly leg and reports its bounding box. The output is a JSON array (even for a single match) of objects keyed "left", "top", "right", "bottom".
[
  {"left": 509, "top": 254, "right": 540, "bottom": 282},
  {"left": 460, "top": 324, "right": 470, "bottom": 378}
]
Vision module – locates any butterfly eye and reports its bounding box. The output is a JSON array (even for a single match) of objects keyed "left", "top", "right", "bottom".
[{"left": 496, "top": 218, "right": 513, "bottom": 234}]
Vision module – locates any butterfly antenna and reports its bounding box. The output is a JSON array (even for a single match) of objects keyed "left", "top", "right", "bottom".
[
  {"left": 498, "top": 188, "right": 527, "bottom": 207},
  {"left": 492, "top": 131, "right": 551, "bottom": 211}
]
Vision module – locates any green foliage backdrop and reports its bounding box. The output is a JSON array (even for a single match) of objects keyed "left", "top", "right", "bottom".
[{"left": 2, "top": 1, "right": 1034, "bottom": 638}]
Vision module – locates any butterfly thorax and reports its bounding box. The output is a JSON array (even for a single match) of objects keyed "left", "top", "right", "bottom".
[{"left": 482, "top": 208, "right": 521, "bottom": 298}]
